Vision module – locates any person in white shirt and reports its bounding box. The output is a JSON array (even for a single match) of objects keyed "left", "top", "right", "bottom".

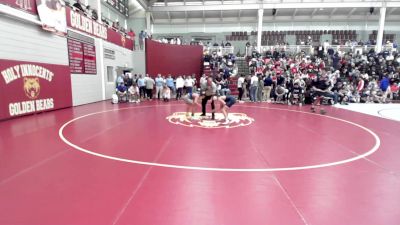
[
  {"left": 184, "top": 76, "right": 195, "bottom": 95},
  {"left": 155, "top": 74, "right": 165, "bottom": 100},
  {"left": 323, "top": 40, "right": 330, "bottom": 54},
  {"left": 250, "top": 74, "right": 259, "bottom": 102},
  {"left": 162, "top": 84, "right": 171, "bottom": 102},
  {"left": 175, "top": 75, "right": 184, "bottom": 100},
  {"left": 200, "top": 74, "right": 207, "bottom": 87},
  {"left": 237, "top": 74, "right": 245, "bottom": 100},
  {"left": 128, "top": 83, "right": 140, "bottom": 103}
]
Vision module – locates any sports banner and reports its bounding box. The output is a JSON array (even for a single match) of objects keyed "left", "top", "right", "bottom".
[
  {"left": 107, "top": 28, "right": 134, "bottom": 50},
  {"left": 66, "top": 7, "right": 107, "bottom": 39},
  {"left": 0, "top": 59, "right": 72, "bottom": 120},
  {"left": 36, "top": 0, "right": 67, "bottom": 36},
  {"left": 66, "top": 7, "right": 133, "bottom": 50},
  {"left": 0, "top": 0, "right": 38, "bottom": 14}
]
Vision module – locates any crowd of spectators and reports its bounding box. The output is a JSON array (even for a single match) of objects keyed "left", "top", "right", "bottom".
[
  {"left": 113, "top": 39, "right": 399, "bottom": 106},
  {"left": 239, "top": 47, "right": 399, "bottom": 105},
  {"left": 114, "top": 73, "right": 199, "bottom": 103}
]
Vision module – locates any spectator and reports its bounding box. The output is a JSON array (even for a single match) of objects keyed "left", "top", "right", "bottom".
[
  {"left": 263, "top": 74, "right": 273, "bottom": 102},
  {"left": 175, "top": 75, "right": 184, "bottom": 100},
  {"left": 137, "top": 74, "right": 146, "bottom": 99},
  {"left": 128, "top": 83, "right": 140, "bottom": 103},
  {"left": 91, "top": 8, "right": 98, "bottom": 20},
  {"left": 250, "top": 73, "right": 258, "bottom": 102},
  {"left": 184, "top": 75, "right": 195, "bottom": 95},
  {"left": 139, "top": 31, "right": 145, "bottom": 50},
  {"left": 162, "top": 84, "right": 171, "bottom": 102},
  {"left": 85, "top": 5, "right": 92, "bottom": 18},
  {"left": 73, "top": 0, "right": 85, "bottom": 12},
  {"left": 116, "top": 82, "right": 127, "bottom": 102},
  {"left": 145, "top": 75, "right": 155, "bottom": 100},
  {"left": 155, "top": 74, "right": 164, "bottom": 100},
  {"left": 166, "top": 75, "right": 175, "bottom": 95}
]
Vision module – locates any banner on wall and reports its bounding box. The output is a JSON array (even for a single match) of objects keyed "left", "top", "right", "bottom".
[
  {"left": 0, "top": 59, "right": 72, "bottom": 120},
  {"left": 36, "top": 0, "right": 67, "bottom": 36},
  {"left": 66, "top": 7, "right": 107, "bottom": 39},
  {"left": 0, "top": 0, "right": 38, "bottom": 14},
  {"left": 65, "top": 7, "right": 133, "bottom": 50},
  {"left": 67, "top": 31, "right": 97, "bottom": 74}
]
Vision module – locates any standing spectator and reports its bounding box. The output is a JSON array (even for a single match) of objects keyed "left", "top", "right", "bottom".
[
  {"left": 250, "top": 74, "right": 259, "bottom": 102},
  {"left": 155, "top": 74, "right": 164, "bottom": 100},
  {"left": 139, "top": 31, "right": 145, "bottom": 50},
  {"left": 128, "top": 29, "right": 136, "bottom": 50},
  {"left": 257, "top": 74, "right": 264, "bottom": 102},
  {"left": 184, "top": 76, "right": 195, "bottom": 95},
  {"left": 166, "top": 75, "right": 175, "bottom": 96},
  {"left": 145, "top": 75, "right": 155, "bottom": 100},
  {"left": 175, "top": 75, "right": 184, "bottom": 100},
  {"left": 137, "top": 74, "right": 146, "bottom": 99},
  {"left": 237, "top": 74, "right": 245, "bottom": 100},
  {"left": 263, "top": 75, "right": 273, "bottom": 102}
]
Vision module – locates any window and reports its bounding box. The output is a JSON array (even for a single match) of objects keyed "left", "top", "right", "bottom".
[{"left": 107, "top": 66, "right": 114, "bottom": 83}]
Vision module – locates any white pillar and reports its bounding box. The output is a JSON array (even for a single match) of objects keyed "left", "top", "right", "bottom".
[
  {"left": 99, "top": 40, "right": 106, "bottom": 100},
  {"left": 376, "top": 6, "right": 386, "bottom": 52},
  {"left": 257, "top": 9, "right": 263, "bottom": 52},
  {"left": 146, "top": 12, "right": 151, "bottom": 33},
  {"left": 96, "top": 0, "right": 102, "bottom": 22}
]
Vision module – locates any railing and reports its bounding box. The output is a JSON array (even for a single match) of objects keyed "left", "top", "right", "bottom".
[
  {"left": 204, "top": 46, "right": 235, "bottom": 55},
  {"left": 246, "top": 45, "right": 397, "bottom": 57}
]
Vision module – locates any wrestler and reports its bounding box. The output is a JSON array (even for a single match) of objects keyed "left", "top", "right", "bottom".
[
  {"left": 182, "top": 92, "right": 201, "bottom": 117},
  {"left": 217, "top": 95, "right": 237, "bottom": 123}
]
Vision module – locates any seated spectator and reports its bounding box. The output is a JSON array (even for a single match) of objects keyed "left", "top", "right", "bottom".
[
  {"left": 390, "top": 82, "right": 399, "bottom": 100},
  {"left": 162, "top": 84, "right": 171, "bottom": 102},
  {"left": 91, "top": 9, "right": 98, "bottom": 20},
  {"left": 73, "top": 0, "right": 85, "bottom": 12},
  {"left": 85, "top": 5, "right": 92, "bottom": 17},
  {"left": 128, "top": 83, "right": 140, "bottom": 103},
  {"left": 116, "top": 82, "right": 127, "bottom": 102}
]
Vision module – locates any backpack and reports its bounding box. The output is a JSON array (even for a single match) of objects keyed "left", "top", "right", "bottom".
[{"left": 111, "top": 94, "right": 119, "bottom": 104}]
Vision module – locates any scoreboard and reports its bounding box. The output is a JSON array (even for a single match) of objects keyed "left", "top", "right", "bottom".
[{"left": 105, "top": 0, "right": 129, "bottom": 17}]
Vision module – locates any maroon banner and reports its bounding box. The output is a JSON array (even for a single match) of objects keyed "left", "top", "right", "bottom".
[
  {"left": 107, "top": 28, "right": 134, "bottom": 50},
  {"left": 66, "top": 7, "right": 107, "bottom": 39},
  {"left": 67, "top": 38, "right": 97, "bottom": 74},
  {"left": 66, "top": 7, "right": 133, "bottom": 50},
  {"left": 0, "top": 0, "right": 38, "bottom": 14},
  {"left": 0, "top": 59, "right": 72, "bottom": 120}
]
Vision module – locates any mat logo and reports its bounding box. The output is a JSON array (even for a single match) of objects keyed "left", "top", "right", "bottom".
[
  {"left": 23, "top": 77, "right": 40, "bottom": 99},
  {"left": 166, "top": 112, "right": 254, "bottom": 129}
]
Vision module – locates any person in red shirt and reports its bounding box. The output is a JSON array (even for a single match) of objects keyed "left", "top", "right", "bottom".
[
  {"left": 128, "top": 29, "right": 136, "bottom": 50},
  {"left": 390, "top": 82, "right": 399, "bottom": 100}
]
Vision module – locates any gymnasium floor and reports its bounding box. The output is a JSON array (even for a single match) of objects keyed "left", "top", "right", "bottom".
[{"left": 0, "top": 100, "right": 400, "bottom": 225}]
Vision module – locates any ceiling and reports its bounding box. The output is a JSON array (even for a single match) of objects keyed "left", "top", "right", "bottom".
[{"left": 133, "top": 0, "right": 400, "bottom": 24}]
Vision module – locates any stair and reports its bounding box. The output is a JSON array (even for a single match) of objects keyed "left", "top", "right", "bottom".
[
  {"left": 236, "top": 57, "right": 249, "bottom": 75},
  {"left": 228, "top": 77, "right": 238, "bottom": 96}
]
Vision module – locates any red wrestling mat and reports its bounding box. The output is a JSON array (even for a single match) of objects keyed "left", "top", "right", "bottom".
[{"left": 0, "top": 101, "right": 399, "bottom": 225}]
